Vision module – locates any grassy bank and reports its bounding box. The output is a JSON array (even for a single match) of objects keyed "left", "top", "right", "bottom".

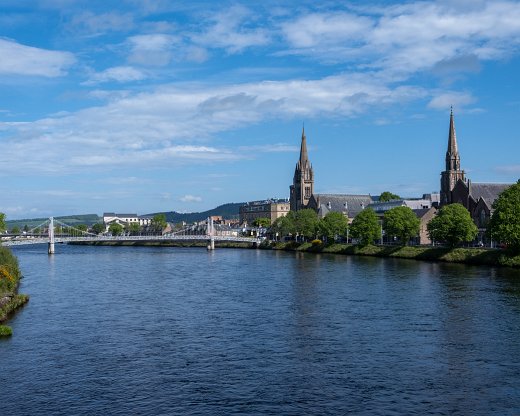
[
  {"left": 0, "top": 246, "right": 29, "bottom": 337},
  {"left": 262, "top": 241, "right": 520, "bottom": 268}
]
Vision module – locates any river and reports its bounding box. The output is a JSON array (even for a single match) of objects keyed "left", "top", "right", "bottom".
[{"left": 1, "top": 244, "right": 520, "bottom": 415}]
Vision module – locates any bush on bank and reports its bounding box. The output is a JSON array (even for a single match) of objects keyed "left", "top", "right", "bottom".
[
  {"left": 0, "top": 324, "right": 13, "bottom": 337},
  {"left": 0, "top": 247, "right": 28, "bottom": 334},
  {"left": 262, "top": 241, "right": 520, "bottom": 268}
]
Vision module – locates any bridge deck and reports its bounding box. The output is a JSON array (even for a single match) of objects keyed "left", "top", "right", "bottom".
[{"left": 1, "top": 234, "right": 263, "bottom": 247}]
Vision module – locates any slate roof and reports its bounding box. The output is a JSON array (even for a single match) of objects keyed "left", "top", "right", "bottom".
[
  {"left": 412, "top": 208, "right": 435, "bottom": 219},
  {"left": 470, "top": 183, "right": 511, "bottom": 206},
  {"left": 315, "top": 194, "right": 374, "bottom": 218}
]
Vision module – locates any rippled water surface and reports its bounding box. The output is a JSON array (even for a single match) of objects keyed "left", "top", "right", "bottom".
[{"left": 2, "top": 245, "right": 520, "bottom": 415}]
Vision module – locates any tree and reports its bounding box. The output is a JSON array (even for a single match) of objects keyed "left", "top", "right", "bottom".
[
  {"left": 427, "top": 203, "right": 478, "bottom": 247},
  {"left": 271, "top": 212, "right": 296, "bottom": 238},
  {"left": 10, "top": 226, "right": 20, "bottom": 235},
  {"left": 92, "top": 223, "right": 105, "bottom": 234},
  {"left": 319, "top": 212, "right": 348, "bottom": 241},
  {"left": 488, "top": 180, "right": 520, "bottom": 253},
  {"left": 379, "top": 191, "right": 400, "bottom": 202},
  {"left": 294, "top": 209, "right": 319, "bottom": 240},
  {"left": 108, "top": 222, "right": 124, "bottom": 236},
  {"left": 383, "top": 206, "right": 420, "bottom": 245},
  {"left": 76, "top": 224, "right": 88, "bottom": 232},
  {"left": 253, "top": 217, "right": 271, "bottom": 227},
  {"left": 0, "top": 213, "right": 5, "bottom": 233},
  {"left": 127, "top": 222, "right": 141, "bottom": 235},
  {"left": 151, "top": 214, "right": 167, "bottom": 233},
  {"left": 350, "top": 208, "right": 380, "bottom": 246}
]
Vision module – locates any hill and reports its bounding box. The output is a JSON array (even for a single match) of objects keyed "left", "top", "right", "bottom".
[
  {"left": 150, "top": 202, "right": 244, "bottom": 224},
  {"left": 6, "top": 214, "right": 101, "bottom": 230}
]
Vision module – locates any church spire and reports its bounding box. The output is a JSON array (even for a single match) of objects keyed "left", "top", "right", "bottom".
[
  {"left": 446, "top": 107, "right": 460, "bottom": 171},
  {"left": 290, "top": 125, "right": 314, "bottom": 211},
  {"left": 440, "top": 108, "right": 465, "bottom": 205},
  {"left": 298, "top": 125, "right": 309, "bottom": 168}
]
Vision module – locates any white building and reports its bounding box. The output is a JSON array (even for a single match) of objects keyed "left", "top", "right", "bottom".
[{"left": 103, "top": 213, "right": 152, "bottom": 228}]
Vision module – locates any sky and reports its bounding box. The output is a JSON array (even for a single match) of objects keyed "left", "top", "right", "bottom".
[{"left": 1, "top": 0, "right": 519, "bottom": 219}]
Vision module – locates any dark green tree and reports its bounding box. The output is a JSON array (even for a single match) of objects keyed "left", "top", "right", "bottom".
[
  {"left": 383, "top": 206, "right": 420, "bottom": 245},
  {"left": 319, "top": 212, "right": 348, "bottom": 241},
  {"left": 252, "top": 217, "right": 271, "bottom": 227},
  {"left": 271, "top": 212, "right": 296, "bottom": 238},
  {"left": 76, "top": 224, "right": 88, "bottom": 232},
  {"left": 151, "top": 214, "right": 167, "bottom": 233},
  {"left": 0, "top": 213, "right": 5, "bottom": 233},
  {"left": 127, "top": 222, "right": 141, "bottom": 235},
  {"left": 427, "top": 203, "right": 478, "bottom": 247},
  {"left": 350, "top": 208, "right": 380, "bottom": 246},
  {"left": 23, "top": 225, "right": 29, "bottom": 233},
  {"left": 10, "top": 226, "right": 20, "bottom": 235},
  {"left": 294, "top": 209, "right": 319, "bottom": 240},
  {"left": 379, "top": 191, "right": 401, "bottom": 202},
  {"left": 488, "top": 180, "right": 520, "bottom": 253},
  {"left": 108, "top": 222, "right": 124, "bottom": 236},
  {"left": 92, "top": 223, "right": 105, "bottom": 234}
]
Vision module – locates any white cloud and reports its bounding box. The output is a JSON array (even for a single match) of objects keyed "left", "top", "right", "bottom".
[
  {"left": 84, "top": 66, "right": 147, "bottom": 85},
  {"left": 282, "top": 12, "right": 372, "bottom": 48},
  {"left": 0, "top": 38, "right": 75, "bottom": 77},
  {"left": 427, "top": 91, "right": 476, "bottom": 110},
  {"left": 0, "top": 73, "right": 428, "bottom": 174},
  {"left": 180, "top": 195, "right": 202, "bottom": 203},
  {"left": 67, "top": 11, "right": 135, "bottom": 36},
  {"left": 280, "top": 1, "right": 520, "bottom": 74},
  {"left": 192, "top": 5, "right": 270, "bottom": 53},
  {"left": 127, "top": 34, "right": 178, "bottom": 66}
]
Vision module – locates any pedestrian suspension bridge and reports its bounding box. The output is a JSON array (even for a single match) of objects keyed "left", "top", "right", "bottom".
[{"left": 1, "top": 217, "right": 262, "bottom": 253}]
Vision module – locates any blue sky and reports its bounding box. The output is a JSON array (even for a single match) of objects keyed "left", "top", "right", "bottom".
[{"left": 1, "top": 0, "right": 519, "bottom": 219}]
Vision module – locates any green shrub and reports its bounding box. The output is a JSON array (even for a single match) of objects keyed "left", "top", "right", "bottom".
[
  {"left": 311, "top": 239, "right": 322, "bottom": 246},
  {"left": 0, "top": 325, "right": 12, "bottom": 337}
]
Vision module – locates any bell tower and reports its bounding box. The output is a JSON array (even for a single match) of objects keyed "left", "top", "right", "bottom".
[
  {"left": 290, "top": 127, "right": 314, "bottom": 211},
  {"left": 440, "top": 108, "right": 465, "bottom": 205}
]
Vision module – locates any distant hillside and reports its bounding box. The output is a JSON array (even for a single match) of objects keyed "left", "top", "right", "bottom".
[
  {"left": 6, "top": 214, "right": 101, "bottom": 230},
  {"left": 151, "top": 202, "right": 244, "bottom": 224}
]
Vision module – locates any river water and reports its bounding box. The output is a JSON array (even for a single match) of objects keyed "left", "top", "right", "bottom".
[{"left": 1, "top": 244, "right": 520, "bottom": 415}]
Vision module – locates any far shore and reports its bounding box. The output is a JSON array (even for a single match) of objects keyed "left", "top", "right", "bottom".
[{"left": 68, "top": 239, "right": 520, "bottom": 269}]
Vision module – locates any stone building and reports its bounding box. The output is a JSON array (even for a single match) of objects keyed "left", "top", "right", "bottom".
[
  {"left": 239, "top": 199, "right": 290, "bottom": 225},
  {"left": 289, "top": 127, "right": 314, "bottom": 211},
  {"left": 289, "top": 127, "right": 374, "bottom": 219},
  {"left": 439, "top": 110, "right": 513, "bottom": 241}
]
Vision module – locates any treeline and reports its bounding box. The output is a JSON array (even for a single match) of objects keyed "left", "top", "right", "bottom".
[{"left": 267, "top": 180, "right": 520, "bottom": 254}]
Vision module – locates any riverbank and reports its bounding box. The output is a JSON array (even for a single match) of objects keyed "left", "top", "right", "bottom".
[
  {"left": 0, "top": 246, "right": 29, "bottom": 336},
  {"left": 261, "top": 241, "right": 520, "bottom": 268}
]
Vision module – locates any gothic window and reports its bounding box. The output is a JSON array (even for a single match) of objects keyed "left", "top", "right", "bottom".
[{"left": 305, "top": 187, "right": 311, "bottom": 198}]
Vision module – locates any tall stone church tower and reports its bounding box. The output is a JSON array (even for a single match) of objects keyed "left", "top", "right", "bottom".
[
  {"left": 440, "top": 108, "right": 465, "bottom": 205},
  {"left": 290, "top": 127, "right": 314, "bottom": 211}
]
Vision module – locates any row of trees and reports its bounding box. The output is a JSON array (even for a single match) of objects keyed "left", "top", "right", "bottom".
[{"left": 267, "top": 181, "right": 520, "bottom": 253}]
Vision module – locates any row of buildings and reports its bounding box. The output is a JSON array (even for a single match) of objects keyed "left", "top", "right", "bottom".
[{"left": 240, "top": 110, "right": 514, "bottom": 244}]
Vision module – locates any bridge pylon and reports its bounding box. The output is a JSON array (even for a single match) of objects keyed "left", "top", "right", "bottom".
[
  {"left": 48, "top": 217, "right": 55, "bottom": 255},
  {"left": 207, "top": 216, "right": 215, "bottom": 250}
]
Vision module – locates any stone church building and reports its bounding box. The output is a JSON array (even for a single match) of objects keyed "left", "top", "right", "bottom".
[
  {"left": 440, "top": 109, "right": 512, "bottom": 232},
  {"left": 289, "top": 127, "right": 374, "bottom": 220}
]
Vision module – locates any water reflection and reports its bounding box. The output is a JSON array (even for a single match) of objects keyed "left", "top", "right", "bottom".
[{"left": 3, "top": 245, "right": 520, "bottom": 415}]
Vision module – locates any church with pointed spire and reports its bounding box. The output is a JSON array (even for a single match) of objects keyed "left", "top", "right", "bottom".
[
  {"left": 440, "top": 109, "right": 512, "bottom": 235},
  {"left": 289, "top": 127, "right": 374, "bottom": 218},
  {"left": 440, "top": 108, "right": 466, "bottom": 205},
  {"left": 290, "top": 127, "right": 314, "bottom": 211}
]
